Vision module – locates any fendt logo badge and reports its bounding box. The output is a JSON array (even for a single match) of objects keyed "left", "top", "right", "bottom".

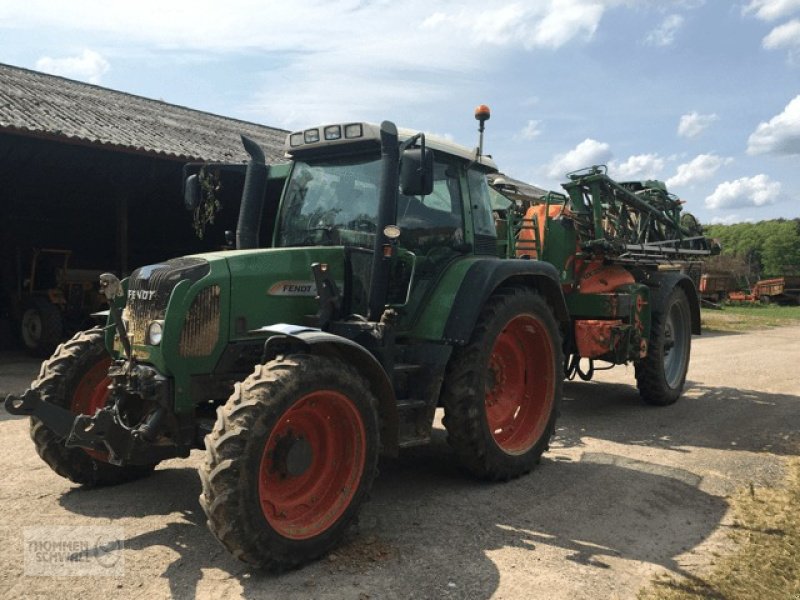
[
  {"left": 268, "top": 281, "right": 317, "bottom": 297},
  {"left": 128, "top": 290, "right": 157, "bottom": 301}
]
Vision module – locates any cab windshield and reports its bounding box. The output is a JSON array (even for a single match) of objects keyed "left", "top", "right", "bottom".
[{"left": 277, "top": 156, "right": 381, "bottom": 249}]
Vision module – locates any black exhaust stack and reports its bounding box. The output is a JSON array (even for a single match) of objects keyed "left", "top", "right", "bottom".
[
  {"left": 367, "top": 121, "right": 399, "bottom": 321},
  {"left": 237, "top": 135, "right": 268, "bottom": 250}
]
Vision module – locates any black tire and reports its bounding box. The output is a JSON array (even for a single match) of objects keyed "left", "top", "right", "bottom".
[
  {"left": 30, "top": 328, "right": 156, "bottom": 486},
  {"left": 759, "top": 295, "right": 770, "bottom": 305},
  {"left": 20, "top": 297, "right": 63, "bottom": 357},
  {"left": 635, "top": 286, "right": 692, "bottom": 406},
  {"left": 199, "top": 354, "right": 380, "bottom": 571},
  {"left": 441, "top": 287, "right": 562, "bottom": 481}
]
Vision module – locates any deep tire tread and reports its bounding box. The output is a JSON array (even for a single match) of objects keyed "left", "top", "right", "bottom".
[
  {"left": 635, "top": 286, "right": 692, "bottom": 406},
  {"left": 29, "top": 328, "right": 155, "bottom": 487},
  {"left": 199, "top": 354, "right": 379, "bottom": 572},
  {"left": 441, "top": 287, "right": 563, "bottom": 482}
]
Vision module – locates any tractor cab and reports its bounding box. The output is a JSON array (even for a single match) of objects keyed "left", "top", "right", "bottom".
[{"left": 270, "top": 121, "right": 499, "bottom": 330}]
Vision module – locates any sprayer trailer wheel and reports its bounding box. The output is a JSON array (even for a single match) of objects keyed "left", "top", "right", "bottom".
[{"left": 636, "top": 286, "right": 692, "bottom": 406}]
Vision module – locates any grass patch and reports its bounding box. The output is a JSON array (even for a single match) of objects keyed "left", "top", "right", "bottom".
[
  {"left": 639, "top": 458, "right": 800, "bottom": 600},
  {"left": 702, "top": 305, "right": 800, "bottom": 333}
]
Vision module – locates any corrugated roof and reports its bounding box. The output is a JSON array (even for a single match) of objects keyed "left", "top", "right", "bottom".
[{"left": 0, "top": 63, "right": 287, "bottom": 163}]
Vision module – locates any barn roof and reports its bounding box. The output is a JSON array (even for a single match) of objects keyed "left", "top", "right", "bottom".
[{"left": 0, "top": 63, "right": 287, "bottom": 163}]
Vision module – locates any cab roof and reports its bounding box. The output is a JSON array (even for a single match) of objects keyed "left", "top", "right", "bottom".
[{"left": 284, "top": 121, "right": 498, "bottom": 172}]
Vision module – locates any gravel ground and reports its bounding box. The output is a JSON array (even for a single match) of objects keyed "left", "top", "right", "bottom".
[{"left": 0, "top": 326, "right": 798, "bottom": 600}]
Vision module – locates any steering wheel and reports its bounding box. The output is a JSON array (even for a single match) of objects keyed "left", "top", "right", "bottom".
[
  {"left": 348, "top": 218, "right": 377, "bottom": 233},
  {"left": 304, "top": 211, "right": 340, "bottom": 243}
]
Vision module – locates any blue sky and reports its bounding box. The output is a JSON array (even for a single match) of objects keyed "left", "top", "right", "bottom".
[{"left": 1, "top": 0, "right": 798, "bottom": 225}]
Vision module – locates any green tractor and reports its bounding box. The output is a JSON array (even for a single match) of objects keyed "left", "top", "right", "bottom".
[{"left": 6, "top": 107, "right": 713, "bottom": 570}]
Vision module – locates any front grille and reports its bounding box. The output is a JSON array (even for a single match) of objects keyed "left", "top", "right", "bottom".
[
  {"left": 123, "top": 258, "right": 210, "bottom": 346},
  {"left": 179, "top": 286, "right": 221, "bottom": 357}
]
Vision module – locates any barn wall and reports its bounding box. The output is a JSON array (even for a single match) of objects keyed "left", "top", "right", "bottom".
[{"left": 0, "top": 132, "right": 247, "bottom": 349}]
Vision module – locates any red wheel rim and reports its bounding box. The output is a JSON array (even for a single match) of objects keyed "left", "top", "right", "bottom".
[
  {"left": 70, "top": 357, "right": 113, "bottom": 461},
  {"left": 258, "top": 390, "right": 366, "bottom": 540},
  {"left": 485, "top": 314, "right": 555, "bottom": 454}
]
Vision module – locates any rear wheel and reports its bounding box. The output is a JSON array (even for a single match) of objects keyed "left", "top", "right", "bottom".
[
  {"left": 199, "top": 354, "right": 379, "bottom": 571},
  {"left": 20, "top": 297, "right": 63, "bottom": 357},
  {"left": 30, "top": 328, "right": 156, "bottom": 486},
  {"left": 441, "top": 288, "right": 562, "bottom": 481},
  {"left": 636, "top": 286, "right": 692, "bottom": 406}
]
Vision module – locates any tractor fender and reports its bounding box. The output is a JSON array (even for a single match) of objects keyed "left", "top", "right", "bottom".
[
  {"left": 259, "top": 324, "right": 399, "bottom": 454},
  {"left": 443, "top": 259, "right": 569, "bottom": 345},
  {"left": 644, "top": 272, "right": 702, "bottom": 335}
]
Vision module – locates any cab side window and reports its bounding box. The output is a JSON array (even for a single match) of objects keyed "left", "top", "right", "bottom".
[
  {"left": 397, "top": 160, "right": 464, "bottom": 251},
  {"left": 467, "top": 169, "right": 497, "bottom": 237}
]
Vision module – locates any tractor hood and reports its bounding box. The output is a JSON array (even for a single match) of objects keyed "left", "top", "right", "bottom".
[
  {"left": 214, "top": 246, "right": 347, "bottom": 341},
  {"left": 116, "top": 246, "right": 348, "bottom": 375}
]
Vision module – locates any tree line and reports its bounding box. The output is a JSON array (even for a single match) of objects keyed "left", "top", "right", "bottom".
[{"left": 704, "top": 218, "right": 800, "bottom": 281}]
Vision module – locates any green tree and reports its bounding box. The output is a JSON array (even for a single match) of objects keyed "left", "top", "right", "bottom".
[
  {"left": 761, "top": 220, "right": 800, "bottom": 277},
  {"left": 705, "top": 219, "right": 800, "bottom": 278}
]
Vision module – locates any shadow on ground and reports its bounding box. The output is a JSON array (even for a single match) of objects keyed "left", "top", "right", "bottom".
[
  {"left": 557, "top": 380, "right": 800, "bottom": 456},
  {"left": 57, "top": 432, "right": 727, "bottom": 599},
  {"left": 38, "top": 355, "right": 800, "bottom": 598}
]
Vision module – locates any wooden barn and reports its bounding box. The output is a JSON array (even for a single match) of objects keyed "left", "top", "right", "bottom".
[{"left": 0, "top": 63, "right": 286, "bottom": 353}]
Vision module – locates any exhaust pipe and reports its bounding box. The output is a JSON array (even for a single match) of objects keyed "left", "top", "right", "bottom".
[
  {"left": 367, "top": 121, "right": 399, "bottom": 321},
  {"left": 237, "top": 135, "right": 268, "bottom": 250}
]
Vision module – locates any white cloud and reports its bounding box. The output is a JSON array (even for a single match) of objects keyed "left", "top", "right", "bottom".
[
  {"left": 705, "top": 174, "right": 783, "bottom": 209},
  {"left": 518, "top": 120, "right": 542, "bottom": 140},
  {"left": 0, "top": 1, "right": 618, "bottom": 54},
  {"left": 528, "top": 1, "right": 607, "bottom": 49},
  {"left": 677, "top": 111, "right": 719, "bottom": 138},
  {"left": 35, "top": 49, "right": 109, "bottom": 84},
  {"left": 666, "top": 154, "right": 733, "bottom": 188},
  {"left": 710, "top": 214, "right": 747, "bottom": 225},
  {"left": 0, "top": 2, "right": 707, "bottom": 128},
  {"left": 608, "top": 153, "right": 665, "bottom": 180},
  {"left": 763, "top": 18, "right": 800, "bottom": 48},
  {"left": 0, "top": 1, "right": 622, "bottom": 128},
  {"left": 421, "top": 1, "right": 609, "bottom": 50},
  {"left": 747, "top": 95, "right": 800, "bottom": 155},
  {"left": 545, "top": 138, "right": 612, "bottom": 179},
  {"left": 743, "top": 0, "right": 800, "bottom": 21},
  {"left": 645, "top": 14, "right": 684, "bottom": 46}
]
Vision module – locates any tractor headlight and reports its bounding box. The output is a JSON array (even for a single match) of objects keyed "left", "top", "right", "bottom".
[
  {"left": 324, "top": 125, "right": 342, "bottom": 140},
  {"left": 147, "top": 321, "right": 164, "bottom": 345},
  {"left": 344, "top": 123, "right": 363, "bottom": 139}
]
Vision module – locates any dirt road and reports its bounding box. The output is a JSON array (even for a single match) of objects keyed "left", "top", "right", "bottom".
[{"left": 1, "top": 326, "right": 798, "bottom": 600}]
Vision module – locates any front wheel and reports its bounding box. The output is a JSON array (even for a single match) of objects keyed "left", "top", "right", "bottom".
[
  {"left": 441, "top": 287, "right": 562, "bottom": 481},
  {"left": 199, "top": 354, "right": 379, "bottom": 571},
  {"left": 30, "top": 328, "right": 157, "bottom": 486},
  {"left": 635, "top": 286, "right": 692, "bottom": 406}
]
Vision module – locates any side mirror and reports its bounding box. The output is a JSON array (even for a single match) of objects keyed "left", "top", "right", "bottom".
[
  {"left": 399, "top": 148, "right": 434, "bottom": 196},
  {"left": 183, "top": 174, "right": 201, "bottom": 211}
]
